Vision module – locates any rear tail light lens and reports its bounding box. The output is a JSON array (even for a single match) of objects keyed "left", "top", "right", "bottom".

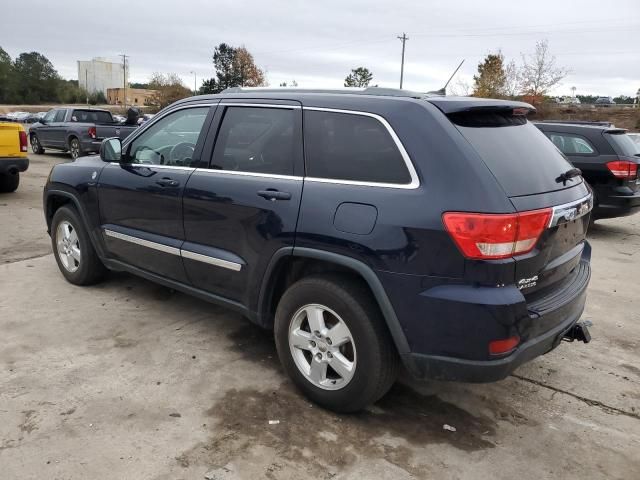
[
  {"left": 489, "top": 336, "right": 520, "bottom": 355},
  {"left": 442, "top": 208, "right": 552, "bottom": 260},
  {"left": 88, "top": 126, "right": 97, "bottom": 139},
  {"left": 606, "top": 160, "right": 638, "bottom": 179},
  {"left": 18, "top": 131, "right": 28, "bottom": 152}
]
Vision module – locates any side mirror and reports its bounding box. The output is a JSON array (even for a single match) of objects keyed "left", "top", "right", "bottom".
[
  {"left": 100, "top": 137, "right": 122, "bottom": 162},
  {"left": 40, "top": 118, "right": 47, "bottom": 125}
]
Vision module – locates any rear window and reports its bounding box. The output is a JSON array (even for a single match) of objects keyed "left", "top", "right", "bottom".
[
  {"left": 605, "top": 132, "right": 640, "bottom": 156},
  {"left": 71, "top": 110, "right": 114, "bottom": 124},
  {"left": 304, "top": 110, "right": 411, "bottom": 184},
  {"left": 450, "top": 112, "right": 579, "bottom": 197}
]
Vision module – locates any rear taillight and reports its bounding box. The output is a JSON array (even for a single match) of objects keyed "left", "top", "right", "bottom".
[
  {"left": 442, "top": 208, "right": 552, "bottom": 260},
  {"left": 18, "top": 131, "right": 27, "bottom": 152},
  {"left": 606, "top": 160, "right": 638, "bottom": 179},
  {"left": 88, "top": 126, "right": 97, "bottom": 139}
]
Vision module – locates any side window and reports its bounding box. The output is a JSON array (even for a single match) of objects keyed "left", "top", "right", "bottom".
[
  {"left": 43, "top": 110, "right": 56, "bottom": 123},
  {"left": 303, "top": 110, "right": 411, "bottom": 184},
  {"left": 127, "top": 107, "right": 209, "bottom": 166},
  {"left": 547, "top": 133, "right": 596, "bottom": 155},
  {"left": 211, "top": 107, "right": 296, "bottom": 175},
  {"left": 54, "top": 110, "right": 67, "bottom": 122}
]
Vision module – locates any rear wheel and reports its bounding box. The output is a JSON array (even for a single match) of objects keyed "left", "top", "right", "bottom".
[
  {"left": 0, "top": 172, "right": 19, "bottom": 193},
  {"left": 274, "top": 274, "right": 399, "bottom": 412},
  {"left": 51, "top": 206, "right": 106, "bottom": 285},
  {"left": 30, "top": 134, "right": 45, "bottom": 154},
  {"left": 69, "top": 137, "right": 82, "bottom": 160}
]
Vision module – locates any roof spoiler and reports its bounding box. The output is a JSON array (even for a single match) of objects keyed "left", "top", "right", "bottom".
[{"left": 426, "top": 97, "right": 536, "bottom": 115}]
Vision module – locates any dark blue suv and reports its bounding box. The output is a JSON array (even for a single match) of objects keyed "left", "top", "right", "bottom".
[{"left": 43, "top": 88, "right": 593, "bottom": 412}]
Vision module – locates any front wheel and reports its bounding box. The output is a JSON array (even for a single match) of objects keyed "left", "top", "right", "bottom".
[
  {"left": 31, "top": 134, "right": 45, "bottom": 154},
  {"left": 274, "top": 274, "right": 399, "bottom": 413},
  {"left": 51, "top": 206, "right": 106, "bottom": 285}
]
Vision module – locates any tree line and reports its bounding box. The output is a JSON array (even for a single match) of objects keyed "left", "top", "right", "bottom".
[
  {"left": 468, "top": 40, "right": 638, "bottom": 105},
  {"left": 0, "top": 47, "right": 106, "bottom": 104},
  {"left": 2, "top": 41, "right": 636, "bottom": 109}
]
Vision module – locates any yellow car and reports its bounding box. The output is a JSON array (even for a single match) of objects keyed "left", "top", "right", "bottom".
[{"left": 0, "top": 122, "right": 29, "bottom": 192}]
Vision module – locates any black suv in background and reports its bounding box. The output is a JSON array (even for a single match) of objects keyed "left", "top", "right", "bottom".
[
  {"left": 44, "top": 89, "right": 593, "bottom": 412},
  {"left": 535, "top": 121, "right": 640, "bottom": 220}
]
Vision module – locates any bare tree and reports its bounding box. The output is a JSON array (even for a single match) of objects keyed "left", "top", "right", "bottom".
[
  {"left": 520, "top": 40, "right": 568, "bottom": 103},
  {"left": 503, "top": 59, "right": 521, "bottom": 98},
  {"left": 449, "top": 78, "right": 472, "bottom": 97}
]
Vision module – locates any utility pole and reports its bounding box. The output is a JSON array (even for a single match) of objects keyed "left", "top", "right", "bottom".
[
  {"left": 120, "top": 54, "right": 128, "bottom": 109},
  {"left": 397, "top": 33, "right": 408, "bottom": 89},
  {"left": 190, "top": 71, "right": 197, "bottom": 95}
]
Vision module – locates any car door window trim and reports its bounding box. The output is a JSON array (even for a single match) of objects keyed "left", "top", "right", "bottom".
[
  {"left": 103, "top": 228, "right": 243, "bottom": 271},
  {"left": 122, "top": 103, "right": 219, "bottom": 150},
  {"left": 302, "top": 107, "right": 420, "bottom": 189}
]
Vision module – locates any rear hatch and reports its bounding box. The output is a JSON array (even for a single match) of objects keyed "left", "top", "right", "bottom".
[{"left": 429, "top": 98, "right": 591, "bottom": 299}]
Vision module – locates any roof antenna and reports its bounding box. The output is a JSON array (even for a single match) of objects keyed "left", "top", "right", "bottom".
[{"left": 428, "top": 59, "right": 465, "bottom": 96}]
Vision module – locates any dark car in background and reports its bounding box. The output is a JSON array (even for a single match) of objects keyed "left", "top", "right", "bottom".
[
  {"left": 535, "top": 121, "right": 640, "bottom": 220},
  {"left": 43, "top": 88, "right": 593, "bottom": 412},
  {"left": 29, "top": 108, "right": 138, "bottom": 159}
]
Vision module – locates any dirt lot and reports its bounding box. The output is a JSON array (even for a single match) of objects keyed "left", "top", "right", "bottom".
[{"left": 1, "top": 153, "right": 639, "bottom": 480}]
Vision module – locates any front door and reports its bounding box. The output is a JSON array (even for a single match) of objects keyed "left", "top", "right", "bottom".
[
  {"left": 182, "top": 102, "right": 304, "bottom": 308},
  {"left": 98, "top": 104, "right": 215, "bottom": 282},
  {"left": 37, "top": 109, "right": 58, "bottom": 146}
]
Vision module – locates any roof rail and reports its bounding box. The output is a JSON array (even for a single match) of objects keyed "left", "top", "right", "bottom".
[
  {"left": 541, "top": 120, "right": 614, "bottom": 127},
  {"left": 221, "top": 86, "right": 429, "bottom": 99}
]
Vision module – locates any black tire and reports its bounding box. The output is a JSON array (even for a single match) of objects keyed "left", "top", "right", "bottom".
[
  {"left": 30, "top": 134, "right": 45, "bottom": 154},
  {"left": 69, "top": 137, "right": 82, "bottom": 160},
  {"left": 274, "top": 274, "right": 399, "bottom": 413},
  {"left": 51, "top": 205, "right": 106, "bottom": 285},
  {"left": 0, "top": 172, "right": 19, "bottom": 193}
]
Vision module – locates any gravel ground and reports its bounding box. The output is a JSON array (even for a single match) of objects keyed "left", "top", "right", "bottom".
[{"left": 1, "top": 152, "right": 639, "bottom": 480}]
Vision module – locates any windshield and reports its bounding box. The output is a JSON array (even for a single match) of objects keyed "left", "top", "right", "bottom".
[
  {"left": 606, "top": 132, "right": 640, "bottom": 156},
  {"left": 450, "top": 112, "right": 580, "bottom": 197}
]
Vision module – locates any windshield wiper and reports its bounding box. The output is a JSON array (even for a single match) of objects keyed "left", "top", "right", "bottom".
[{"left": 556, "top": 167, "right": 582, "bottom": 186}]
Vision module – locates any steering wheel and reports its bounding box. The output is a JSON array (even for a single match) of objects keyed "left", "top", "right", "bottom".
[{"left": 169, "top": 142, "right": 196, "bottom": 166}]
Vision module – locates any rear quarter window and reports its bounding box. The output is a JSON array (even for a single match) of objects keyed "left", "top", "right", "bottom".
[
  {"left": 606, "top": 132, "right": 640, "bottom": 156},
  {"left": 303, "top": 110, "right": 412, "bottom": 185}
]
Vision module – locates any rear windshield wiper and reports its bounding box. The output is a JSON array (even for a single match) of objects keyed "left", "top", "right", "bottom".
[{"left": 556, "top": 167, "right": 582, "bottom": 185}]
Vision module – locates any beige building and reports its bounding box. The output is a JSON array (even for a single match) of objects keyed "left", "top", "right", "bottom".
[{"left": 107, "top": 88, "right": 157, "bottom": 107}]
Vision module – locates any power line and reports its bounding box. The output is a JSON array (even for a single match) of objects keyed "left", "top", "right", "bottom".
[{"left": 398, "top": 33, "right": 408, "bottom": 89}]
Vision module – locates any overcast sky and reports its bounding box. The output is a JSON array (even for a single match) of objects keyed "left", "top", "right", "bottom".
[{"left": 1, "top": 0, "right": 638, "bottom": 97}]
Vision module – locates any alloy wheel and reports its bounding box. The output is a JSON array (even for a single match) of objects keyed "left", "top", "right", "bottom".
[
  {"left": 70, "top": 139, "right": 80, "bottom": 159},
  {"left": 288, "top": 304, "right": 357, "bottom": 390},
  {"left": 56, "top": 220, "right": 81, "bottom": 273}
]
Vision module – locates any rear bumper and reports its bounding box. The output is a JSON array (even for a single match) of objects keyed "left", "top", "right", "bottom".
[
  {"left": 380, "top": 244, "right": 591, "bottom": 383},
  {"left": 0, "top": 157, "right": 29, "bottom": 174},
  {"left": 593, "top": 189, "right": 640, "bottom": 219},
  {"left": 401, "top": 300, "right": 585, "bottom": 382}
]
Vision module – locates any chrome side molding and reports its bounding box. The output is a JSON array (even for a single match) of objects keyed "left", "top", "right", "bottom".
[{"left": 103, "top": 229, "right": 242, "bottom": 272}]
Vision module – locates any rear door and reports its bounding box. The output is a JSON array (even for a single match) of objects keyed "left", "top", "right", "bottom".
[
  {"left": 182, "top": 100, "right": 304, "bottom": 307},
  {"left": 98, "top": 104, "right": 215, "bottom": 282},
  {"left": 447, "top": 110, "right": 592, "bottom": 297}
]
